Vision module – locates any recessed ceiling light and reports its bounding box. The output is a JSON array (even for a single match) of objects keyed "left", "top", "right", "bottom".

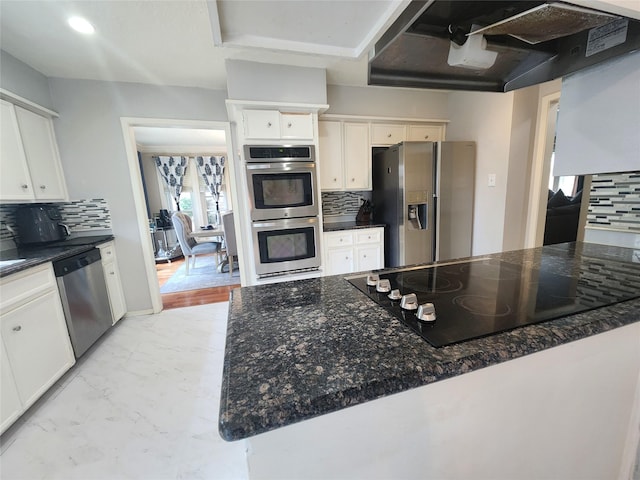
[{"left": 68, "top": 16, "right": 95, "bottom": 34}]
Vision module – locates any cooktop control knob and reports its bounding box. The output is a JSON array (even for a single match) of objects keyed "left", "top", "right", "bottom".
[
  {"left": 400, "top": 293, "right": 418, "bottom": 310},
  {"left": 388, "top": 289, "right": 401, "bottom": 301},
  {"left": 416, "top": 303, "right": 436, "bottom": 322},
  {"left": 366, "top": 274, "right": 380, "bottom": 286},
  {"left": 376, "top": 279, "right": 391, "bottom": 293}
]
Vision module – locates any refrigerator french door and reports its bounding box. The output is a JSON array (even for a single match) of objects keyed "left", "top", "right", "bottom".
[{"left": 372, "top": 141, "right": 475, "bottom": 268}]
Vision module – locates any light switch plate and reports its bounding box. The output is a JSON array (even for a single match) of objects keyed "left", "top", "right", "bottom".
[{"left": 488, "top": 174, "right": 496, "bottom": 187}]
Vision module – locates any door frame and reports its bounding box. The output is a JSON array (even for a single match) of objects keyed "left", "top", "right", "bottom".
[
  {"left": 120, "top": 117, "right": 234, "bottom": 313},
  {"left": 524, "top": 91, "right": 561, "bottom": 248}
]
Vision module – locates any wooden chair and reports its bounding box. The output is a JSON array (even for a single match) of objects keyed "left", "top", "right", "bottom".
[{"left": 171, "top": 211, "right": 221, "bottom": 275}]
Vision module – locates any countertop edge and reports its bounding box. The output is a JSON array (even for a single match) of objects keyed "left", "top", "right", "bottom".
[{"left": 0, "top": 236, "right": 115, "bottom": 278}]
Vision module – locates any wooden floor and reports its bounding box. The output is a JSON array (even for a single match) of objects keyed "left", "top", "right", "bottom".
[{"left": 156, "top": 256, "right": 240, "bottom": 310}]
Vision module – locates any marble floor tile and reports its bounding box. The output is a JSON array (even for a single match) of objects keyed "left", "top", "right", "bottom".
[{"left": 0, "top": 302, "right": 248, "bottom": 480}]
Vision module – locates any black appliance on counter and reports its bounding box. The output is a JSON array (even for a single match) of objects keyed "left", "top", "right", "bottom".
[
  {"left": 348, "top": 255, "right": 640, "bottom": 347},
  {"left": 15, "top": 205, "right": 70, "bottom": 245}
]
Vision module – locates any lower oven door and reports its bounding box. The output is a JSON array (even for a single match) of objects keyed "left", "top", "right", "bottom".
[{"left": 251, "top": 217, "right": 321, "bottom": 277}]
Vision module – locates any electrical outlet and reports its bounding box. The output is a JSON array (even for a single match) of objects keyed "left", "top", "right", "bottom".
[{"left": 488, "top": 173, "right": 496, "bottom": 187}]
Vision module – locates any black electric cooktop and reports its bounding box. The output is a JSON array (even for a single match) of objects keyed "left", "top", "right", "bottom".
[{"left": 348, "top": 257, "right": 640, "bottom": 347}]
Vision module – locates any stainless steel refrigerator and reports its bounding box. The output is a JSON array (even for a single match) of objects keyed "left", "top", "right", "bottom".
[{"left": 372, "top": 141, "right": 475, "bottom": 267}]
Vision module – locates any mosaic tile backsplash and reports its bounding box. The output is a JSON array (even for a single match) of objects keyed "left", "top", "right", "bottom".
[
  {"left": 321, "top": 191, "right": 372, "bottom": 217},
  {"left": 0, "top": 199, "right": 111, "bottom": 241},
  {"left": 587, "top": 171, "right": 640, "bottom": 232}
]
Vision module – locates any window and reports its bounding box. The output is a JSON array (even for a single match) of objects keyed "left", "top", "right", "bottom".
[{"left": 156, "top": 156, "right": 229, "bottom": 228}]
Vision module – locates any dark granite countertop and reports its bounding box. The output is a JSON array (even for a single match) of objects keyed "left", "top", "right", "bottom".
[
  {"left": 219, "top": 242, "right": 640, "bottom": 441},
  {"left": 0, "top": 235, "right": 115, "bottom": 278},
  {"left": 323, "top": 221, "right": 386, "bottom": 232}
]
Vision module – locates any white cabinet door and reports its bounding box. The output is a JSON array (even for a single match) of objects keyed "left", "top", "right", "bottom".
[
  {"left": 319, "top": 121, "right": 343, "bottom": 190},
  {"left": 407, "top": 124, "right": 444, "bottom": 142},
  {"left": 371, "top": 124, "right": 406, "bottom": 146},
  {"left": 1, "top": 290, "right": 75, "bottom": 409},
  {"left": 243, "top": 110, "right": 282, "bottom": 139},
  {"left": 15, "top": 106, "right": 68, "bottom": 201},
  {"left": 356, "top": 244, "right": 382, "bottom": 272},
  {"left": 98, "top": 242, "right": 126, "bottom": 324},
  {"left": 343, "top": 123, "right": 370, "bottom": 190},
  {"left": 325, "top": 247, "right": 355, "bottom": 275},
  {"left": 0, "top": 100, "right": 33, "bottom": 201},
  {"left": 280, "top": 113, "right": 313, "bottom": 139},
  {"left": 0, "top": 341, "right": 22, "bottom": 434}
]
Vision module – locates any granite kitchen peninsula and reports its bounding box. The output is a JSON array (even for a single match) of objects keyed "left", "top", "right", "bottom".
[{"left": 219, "top": 242, "right": 640, "bottom": 479}]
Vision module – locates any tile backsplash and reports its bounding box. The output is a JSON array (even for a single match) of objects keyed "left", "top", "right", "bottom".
[
  {"left": 587, "top": 172, "right": 640, "bottom": 232},
  {"left": 0, "top": 199, "right": 112, "bottom": 241},
  {"left": 321, "top": 191, "right": 372, "bottom": 218}
]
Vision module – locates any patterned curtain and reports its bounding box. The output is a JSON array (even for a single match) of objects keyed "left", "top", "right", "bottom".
[
  {"left": 153, "top": 156, "right": 188, "bottom": 210},
  {"left": 196, "top": 155, "right": 225, "bottom": 222}
]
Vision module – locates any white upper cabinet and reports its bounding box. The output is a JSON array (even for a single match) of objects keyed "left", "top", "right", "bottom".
[
  {"left": 371, "top": 124, "right": 406, "bottom": 146},
  {"left": 243, "top": 109, "right": 313, "bottom": 140},
  {"left": 1, "top": 100, "right": 34, "bottom": 201},
  {"left": 407, "top": 124, "right": 445, "bottom": 142},
  {"left": 280, "top": 113, "right": 314, "bottom": 139},
  {"left": 343, "top": 123, "right": 370, "bottom": 190},
  {"left": 319, "top": 121, "right": 343, "bottom": 190},
  {"left": 0, "top": 99, "right": 68, "bottom": 202},
  {"left": 319, "top": 121, "right": 370, "bottom": 191}
]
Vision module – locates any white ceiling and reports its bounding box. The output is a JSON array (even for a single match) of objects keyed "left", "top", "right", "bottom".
[
  {"left": 0, "top": 0, "right": 409, "bottom": 90},
  {"left": 0, "top": 0, "right": 408, "bottom": 149}
]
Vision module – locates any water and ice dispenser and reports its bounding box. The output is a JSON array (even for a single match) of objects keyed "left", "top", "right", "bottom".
[{"left": 407, "top": 190, "right": 429, "bottom": 230}]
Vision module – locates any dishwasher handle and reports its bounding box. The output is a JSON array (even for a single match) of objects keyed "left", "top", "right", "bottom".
[{"left": 53, "top": 248, "right": 102, "bottom": 277}]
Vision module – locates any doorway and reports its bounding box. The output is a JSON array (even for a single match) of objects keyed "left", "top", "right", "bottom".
[
  {"left": 120, "top": 118, "right": 241, "bottom": 313},
  {"left": 134, "top": 127, "right": 240, "bottom": 296}
]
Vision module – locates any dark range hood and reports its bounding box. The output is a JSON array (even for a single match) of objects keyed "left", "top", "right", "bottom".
[{"left": 368, "top": 0, "right": 640, "bottom": 92}]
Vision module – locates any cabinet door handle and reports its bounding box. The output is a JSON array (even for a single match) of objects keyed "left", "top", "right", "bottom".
[
  {"left": 40, "top": 185, "right": 46, "bottom": 190},
  {"left": 109, "top": 271, "right": 115, "bottom": 275},
  {"left": 21, "top": 184, "right": 28, "bottom": 189},
  {"left": 13, "top": 325, "right": 22, "bottom": 332},
  {"left": 351, "top": 178, "right": 355, "bottom": 182},
  {"left": 333, "top": 177, "right": 337, "bottom": 182},
  {"left": 267, "top": 122, "right": 272, "bottom": 127},
  {"left": 387, "top": 133, "right": 392, "bottom": 138},
  {"left": 424, "top": 135, "right": 429, "bottom": 139},
  {"left": 287, "top": 122, "right": 292, "bottom": 128}
]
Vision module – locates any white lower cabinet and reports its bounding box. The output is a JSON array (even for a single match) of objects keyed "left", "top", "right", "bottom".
[
  {"left": 0, "top": 263, "right": 75, "bottom": 434},
  {"left": 323, "top": 227, "right": 384, "bottom": 276},
  {"left": 98, "top": 241, "right": 126, "bottom": 324}
]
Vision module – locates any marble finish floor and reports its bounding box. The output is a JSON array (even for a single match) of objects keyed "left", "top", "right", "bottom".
[{"left": 0, "top": 303, "right": 248, "bottom": 480}]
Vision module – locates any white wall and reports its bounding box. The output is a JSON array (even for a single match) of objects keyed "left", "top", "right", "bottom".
[
  {"left": 447, "top": 90, "right": 515, "bottom": 255},
  {"left": 326, "top": 85, "right": 448, "bottom": 119},
  {"left": 47, "top": 78, "right": 229, "bottom": 313},
  {"left": 0, "top": 50, "right": 54, "bottom": 111},
  {"left": 554, "top": 50, "right": 640, "bottom": 176}
]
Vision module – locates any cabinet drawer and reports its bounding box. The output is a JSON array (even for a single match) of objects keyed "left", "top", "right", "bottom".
[
  {"left": 371, "top": 124, "right": 406, "bottom": 145},
  {"left": 325, "top": 232, "right": 354, "bottom": 248},
  {"left": 0, "top": 264, "right": 55, "bottom": 312},
  {"left": 355, "top": 229, "right": 382, "bottom": 245},
  {"left": 407, "top": 125, "right": 444, "bottom": 142}
]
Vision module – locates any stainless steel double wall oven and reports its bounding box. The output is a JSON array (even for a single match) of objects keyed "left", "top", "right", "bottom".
[{"left": 244, "top": 145, "right": 321, "bottom": 277}]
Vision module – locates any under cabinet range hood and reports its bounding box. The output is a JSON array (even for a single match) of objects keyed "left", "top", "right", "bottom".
[{"left": 368, "top": 0, "right": 640, "bottom": 92}]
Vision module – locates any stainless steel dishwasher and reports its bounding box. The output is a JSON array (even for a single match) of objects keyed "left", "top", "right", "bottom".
[{"left": 53, "top": 248, "right": 113, "bottom": 358}]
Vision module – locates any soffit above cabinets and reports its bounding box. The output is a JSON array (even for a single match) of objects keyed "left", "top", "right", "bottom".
[{"left": 210, "top": 0, "right": 409, "bottom": 58}]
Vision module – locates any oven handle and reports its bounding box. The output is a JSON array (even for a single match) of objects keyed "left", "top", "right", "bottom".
[
  {"left": 246, "top": 162, "right": 316, "bottom": 171},
  {"left": 252, "top": 217, "right": 319, "bottom": 229}
]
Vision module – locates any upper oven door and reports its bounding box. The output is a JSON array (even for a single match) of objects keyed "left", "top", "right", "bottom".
[{"left": 246, "top": 162, "right": 319, "bottom": 221}]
